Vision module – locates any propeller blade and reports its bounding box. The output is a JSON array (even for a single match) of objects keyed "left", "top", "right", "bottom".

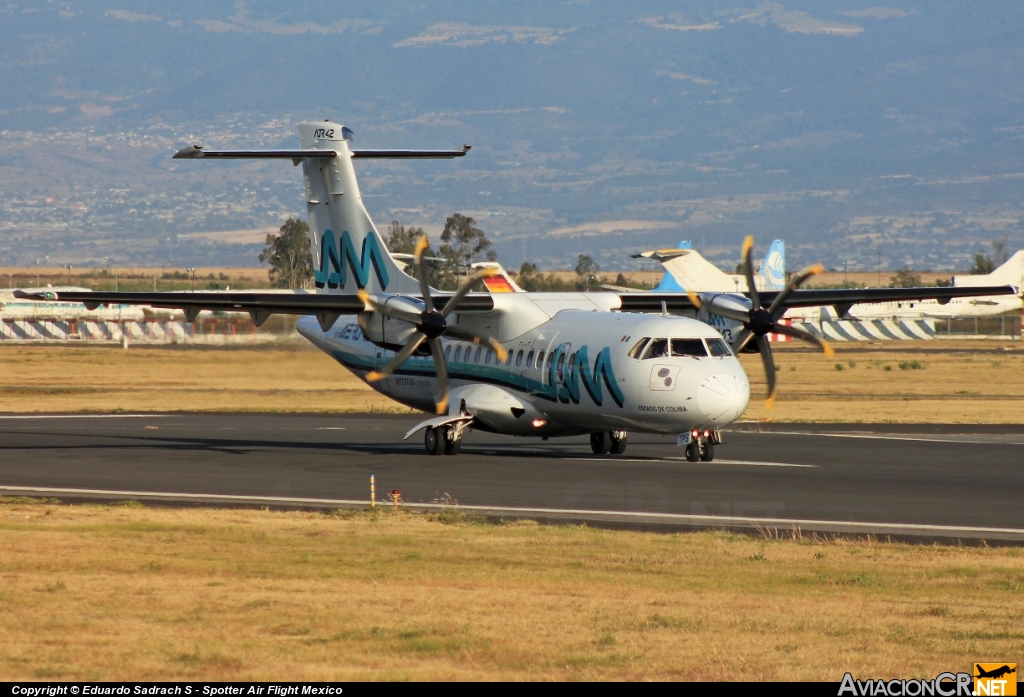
[
  {"left": 365, "top": 332, "right": 427, "bottom": 382},
  {"left": 443, "top": 324, "right": 508, "bottom": 362},
  {"left": 440, "top": 266, "right": 500, "bottom": 316},
  {"left": 428, "top": 337, "right": 449, "bottom": 415},
  {"left": 413, "top": 236, "right": 434, "bottom": 309},
  {"left": 772, "top": 323, "right": 834, "bottom": 358},
  {"left": 685, "top": 289, "right": 703, "bottom": 309},
  {"left": 766, "top": 263, "right": 824, "bottom": 318},
  {"left": 741, "top": 235, "right": 761, "bottom": 310},
  {"left": 357, "top": 289, "right": 422, "bottom": 325},
  {"left": 731, "top": 327, "right": 754, "bottom": 354},
  {"left": 755, "top": 334, "right": 777, "bottom": 409}
]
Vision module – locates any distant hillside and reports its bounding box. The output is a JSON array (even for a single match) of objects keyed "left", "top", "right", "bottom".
[{"left": 1, "top": 1, "right": 1022, "bottom": 272}]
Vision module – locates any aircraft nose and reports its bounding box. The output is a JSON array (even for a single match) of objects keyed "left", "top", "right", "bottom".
[{"left": 697, "top": 373, "right": 750, "bottom": 423}]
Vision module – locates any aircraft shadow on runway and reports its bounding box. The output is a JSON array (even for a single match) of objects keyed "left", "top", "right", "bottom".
[{"left": 0, "top": 428, "right": 681, "bottom": 462}]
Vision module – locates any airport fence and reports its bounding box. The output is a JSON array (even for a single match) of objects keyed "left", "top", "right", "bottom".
[
  {"left": 0, "top": 316, "right": 297, "bottom": 344},
  {"left": 779, "top": 314, "right": 1021, "bottom": 341}
]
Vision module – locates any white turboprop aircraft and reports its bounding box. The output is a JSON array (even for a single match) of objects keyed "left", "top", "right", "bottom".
[{"left": 17, "top": 121, "right": 1017, "bottom": 459}]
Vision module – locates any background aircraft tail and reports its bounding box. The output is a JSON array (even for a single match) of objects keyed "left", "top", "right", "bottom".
[
  {"left": 660, "top": 244, "right": 742, "bottom": 292},
  {"left": 761, "top": 239, "right": 786, "bottom": 291},
  {"left": 953, "top": 250, "right": 1024, "bottom": 289},
  {"left": 644, "top": 239, "right": 785, "bottom": 292}
]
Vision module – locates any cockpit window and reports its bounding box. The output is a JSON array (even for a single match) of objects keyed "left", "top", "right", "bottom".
[
  {"left": 642, "top": 338, "right": 670, "bottom": 359},
  {"left": 707, "top": 338, "right": 733, "bottom": 357},
  {"left": 628, "top": 337, "right": 650, "bottom": 359},
  {"left": 671, "top": 338, "right": 708, "bottom": 357}
]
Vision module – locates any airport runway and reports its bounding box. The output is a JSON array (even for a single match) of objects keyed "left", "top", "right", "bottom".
[{"left": 1, "top": 413, "right": 1022, "bottom": 541}]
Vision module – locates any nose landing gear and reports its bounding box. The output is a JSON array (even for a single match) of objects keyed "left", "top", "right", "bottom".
[{"left": 682, "top": 429, "right": 721, "bottom": 462}]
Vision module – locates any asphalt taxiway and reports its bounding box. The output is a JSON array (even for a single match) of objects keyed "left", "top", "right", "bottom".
[{"left": 1, "top": 413, "right": 1022, "bottom": 541}]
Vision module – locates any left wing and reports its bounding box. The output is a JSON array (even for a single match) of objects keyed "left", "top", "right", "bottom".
[{"left": 13, "top": 289, "right": 494, "bottom": 332}]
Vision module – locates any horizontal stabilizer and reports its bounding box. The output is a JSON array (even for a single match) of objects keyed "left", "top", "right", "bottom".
[
  {"left": 173, "top": 146, "right": 335, "bottom": 160},
  {"left": 173, "top": 145, "right": 470, "bottom": 160}
]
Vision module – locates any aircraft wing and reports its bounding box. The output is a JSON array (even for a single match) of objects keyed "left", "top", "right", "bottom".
[
  {"left": 616, "top": 285, "right": 1019, "bottom": 314},
  {"left": 13, "top": 289, "right": 494, "bottom": 331}
]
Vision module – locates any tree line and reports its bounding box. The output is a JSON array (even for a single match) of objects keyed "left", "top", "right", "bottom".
[{"left": 259, "top": 214, "right": 648, "bottom": 291}]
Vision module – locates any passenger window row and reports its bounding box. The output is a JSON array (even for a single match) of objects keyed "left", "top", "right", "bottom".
[
  {"left": 440, "top": 343, "right": 550, "bottom": 370},
  {"left": 628, "top": 336, "right": 733, "bottom": 359}
]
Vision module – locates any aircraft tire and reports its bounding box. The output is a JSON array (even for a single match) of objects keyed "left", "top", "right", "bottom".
[
  {"left": 685, "top": 441, "right": 700, "bottom": 462},
  {"left": 425, "top": 427, "right": 444, "bottom": 456},
  {"left": 590, "top": 431, "right": 611, "bottom": 454},
  {"left": 609, "top": 432, "right": 627, "bottom": 455},
  {"left": 700, "top": 441, "right": 715, "bottom": 462},
  {"left": 444, "top": 431, "right": 462, "bottom": 456}
]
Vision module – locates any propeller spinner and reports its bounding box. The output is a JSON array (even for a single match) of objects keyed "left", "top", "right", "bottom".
[
  {"left": 686, "top": 235, "right": 834, "bottom": 408},
  {"left": 360, "top": 237, "right": 507, "bottom": 415}
]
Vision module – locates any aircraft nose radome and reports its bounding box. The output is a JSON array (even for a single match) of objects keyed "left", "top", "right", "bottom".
[{"left": 697, "top": 373, "right": 750, "bottom": 422}]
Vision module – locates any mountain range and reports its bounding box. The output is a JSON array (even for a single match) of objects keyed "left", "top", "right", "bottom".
[{"left": 1, "top": 1, "right": 1022, "bottom": 273}]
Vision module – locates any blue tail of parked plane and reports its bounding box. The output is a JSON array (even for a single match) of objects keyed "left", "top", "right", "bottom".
[
  {"left": 652, "top": 241, "right": 692, "bottom": 291},
  {"left": 649, "top": 239, "right": 785, "bottom": 292},
  {"left": 762, "top": 239, "right": 785, "bottom": 291}
]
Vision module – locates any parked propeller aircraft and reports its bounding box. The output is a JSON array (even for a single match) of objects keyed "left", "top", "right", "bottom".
[
  {"left": 16, "top": 121, "right": 1018, "bottom": 459},
  {"left": 630, "top": 240, "right": 786, "bottom": 293},
  {"left": 639, "top": 242, "right": 1023, "bottom": 324}
]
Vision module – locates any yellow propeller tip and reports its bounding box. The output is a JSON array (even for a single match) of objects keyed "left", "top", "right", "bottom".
[
  {"left": 414, "top": 236, "right": 429, "bottom": 260},
  {"left": 365, "top": 371, "right": 384, "bottom": 382},
  {"left": 765, "top": 393, "right": 776, "bottom": 410},
  {"left": 821, "top": 341, "right": 835, "bottom": 358},
  {"left": 808, "top": 264, "right": 825, "bottom": 275},
  {"left": 686, "top": 290, "right": 702, "bottom": 308},
  {"left": 741, "top": 235, "right": 754, "bottom": 255},
  {"left": 435, "top": 398, "right": 449, "bottom": 415}
]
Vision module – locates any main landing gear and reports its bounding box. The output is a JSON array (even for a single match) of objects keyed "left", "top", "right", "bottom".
[
  {"left": 590, "top": 430, "right": 628, "bottom": 455},
  {"left": 424, "top": 423, "right": 467, "bottom": 456}
]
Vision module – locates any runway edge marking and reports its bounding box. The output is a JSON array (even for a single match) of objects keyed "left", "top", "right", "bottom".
[{"left": 3, "top": 485, "right": 1023, "bottom": 541}]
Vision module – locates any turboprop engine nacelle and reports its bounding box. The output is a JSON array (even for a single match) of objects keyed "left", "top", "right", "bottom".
[{"left": 357, "top": 296, "right": 425, "bottom": 348}]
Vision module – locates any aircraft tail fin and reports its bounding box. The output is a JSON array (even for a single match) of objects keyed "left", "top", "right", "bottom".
[
  {"left": 761, "top": 239, "right": 785, "bottom": 291},
  {"left": 471, "top": 261, "right": 523, "bottom": 292},
  {"left": 643, "top": 241, "right": 743, "bottom": 293},
  {"left": 174, "top": 120, "right": 470, "bottom": 296},
  {"left": 954, "top": 250, "right": 1024, "bottom": 289}
]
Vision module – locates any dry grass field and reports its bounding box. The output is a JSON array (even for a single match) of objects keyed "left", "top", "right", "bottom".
[
  {"left": 738, "top": 342, "right": 1024, "bottom": 423},
  {"left": 1, "top": 498, "right": 1022, "bottom": 681},
  {"left": 0, "top": 343, "right": 404, "bottom": 414},
  {"left": 1, "top": 340, "right": 1022, "bottom": 422}
]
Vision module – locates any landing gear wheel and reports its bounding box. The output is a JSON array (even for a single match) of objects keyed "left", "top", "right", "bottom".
[
  {"left": 609, "top": 431, "right": 628, "bottom": 455},
  {"left": 685, "top": 441, "right": 700, "bottom": 462},
  {"left": 590, "top": 431, "right": 611, "bottom": 454},
  {"left": 425, "top": 427, "right": 444, "bottom": 456},
  {"left": 444, "top": 430, "right": 462, "bottom": 455},
  {"left": 700, "top": 441, "right": 715, "bottom": 462}
]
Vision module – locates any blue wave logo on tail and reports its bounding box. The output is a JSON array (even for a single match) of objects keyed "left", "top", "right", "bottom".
[
  {"left": 762, "top": 239, "right": 785, "bottom": 291},
  {"left": 315, "top": 229, "right": 390, "bottom": 291}
]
